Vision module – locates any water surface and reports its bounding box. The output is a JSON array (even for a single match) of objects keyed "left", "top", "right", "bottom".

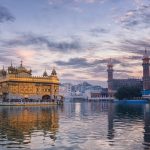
[{"left": 0, "top": 101, "right": 150, "bottom": 150}]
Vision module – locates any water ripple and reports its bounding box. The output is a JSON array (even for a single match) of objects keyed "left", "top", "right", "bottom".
[{"left": 0, "top": 102, "right": 149, "bottom": 150}]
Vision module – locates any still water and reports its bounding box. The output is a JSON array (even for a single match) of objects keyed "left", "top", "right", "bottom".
[{"left": 0, "top": 101, "right": 150, "bottom": 150}]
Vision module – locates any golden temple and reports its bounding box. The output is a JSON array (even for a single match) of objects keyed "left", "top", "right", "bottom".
[{"left": 0, "top": 61, "right": 60, "bottom": 101}]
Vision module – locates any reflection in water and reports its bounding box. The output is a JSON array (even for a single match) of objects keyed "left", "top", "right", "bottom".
[
  {"left": 0, "top": 102, "right": 150, "bottom": 150},
  {"left": 143, "top": 104, "right": 150, "bottom": 149},
  {"left": 0, "top": 106, "right": 62, "bottom": 149},
  {"left": 107, "top": 103, "right": 115, "bottom": 141}
]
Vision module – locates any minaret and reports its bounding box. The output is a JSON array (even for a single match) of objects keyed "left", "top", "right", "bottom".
[
  {"left": 107, "top": 58, "right": 113, "bottom": 81},
  {"left": 142, "top": 49, "right": 150, "bottom": 90},
  {"left": 107, "top": 58, "right": 113, "bottom": 97}
]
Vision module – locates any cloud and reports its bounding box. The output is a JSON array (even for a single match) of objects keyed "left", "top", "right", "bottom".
[
  {"left": 15, "top": 49, "right": 37, "bottom": 60},
  {"left": 126, "top": 55, "right": 142, "bottom": 60},
  {"left": 115, "top": 69, "right": 133, "bottom": 73},
  {"left": 118, "top": 38, "right": 150, "bottom": 55},
  {"left": 3, "top": 33, "right": 81, "bottom": 53},
  {"left": 55, "top": 57, "right": 121, "bottom": 69},
  {"left": 48, "top": 0, "right": 106, "bottom": 4},
  {"left": 0, "top": 56, "right": 10, "bottom": 64},
  {"left": 0, "top": 47, "right": 17, "bottom": 66},
  {"left": 133, "top": 0, "right": 144, "bottom": 8},
  {"left": 55, "top": 56, "right": 142, "bottom": 80},
  {"left": 0, "top": 5, "right": 15, "bottom": 23},
  {"left": 55, "top": 57, "right": 107, "bottom": 80},
  {"left": 89, "top": 27, "right": 110, "bottom": 37},
  {"left": 55, "top": 58, "right": 90, "bottom": 68},
  {"left": 74, "top": 0, "right": 106, "bottom": 3},
  {"left": 118, "top": 4, "right": 150, "bottom": 29},
  {"left": 61, "top": 73, "right": 76, "bottom": 77},
  {"left": 119, "top": 10, "right": 138, "bottom": 28}
]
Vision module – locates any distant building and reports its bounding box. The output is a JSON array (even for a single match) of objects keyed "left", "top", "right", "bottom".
[
  {"left": 71, "top": 82, "right": 92, "bottom": 93},
  {"left": 0, "top": 61, "right": 59, "bottom": 101},
  {"left": 60, "top": 81, "right": 107, "bottom": 99},
  {"left": 107, "top": 58, "right": 143, "bottom": 97},
  {"left": 71, "top": 82, "right": 108, "bottom": 99},
  {"left": 59, "top": 83, "right": 72, "bottom": 98},
  {"left": 84, "top": 88, "right": 108, "bottom": 99}
]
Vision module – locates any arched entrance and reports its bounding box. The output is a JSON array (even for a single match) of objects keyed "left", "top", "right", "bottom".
[
  {"left": 2, "top": 93, "right": 8, "bottom": 102},
  {"left": 42, "top": 95, "right": 50, "bottom": 101}
]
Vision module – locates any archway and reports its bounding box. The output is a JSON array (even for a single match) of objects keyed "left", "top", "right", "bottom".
[{"left": 42, "top": 95, "right": 50, "bottom": 101}]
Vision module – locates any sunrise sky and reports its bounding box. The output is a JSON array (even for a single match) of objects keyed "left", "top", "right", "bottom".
[{"left": 0, "top": 0, "right": 150, "bottom": 85}]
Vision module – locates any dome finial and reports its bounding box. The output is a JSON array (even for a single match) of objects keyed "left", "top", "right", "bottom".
[{"left": 11, "top": 60, "right": 13, "bottom": 66}]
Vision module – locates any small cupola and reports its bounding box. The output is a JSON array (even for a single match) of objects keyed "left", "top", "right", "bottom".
[
  {"left": 51, "top": 67, "right": 57, "bottom": 76},
  {"left": 43, "top": 69, "right": 48, "bottom": 77}
]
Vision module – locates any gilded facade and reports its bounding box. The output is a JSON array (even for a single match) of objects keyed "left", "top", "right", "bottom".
[{"left": 0, "top": 61, "right": 60, "bottom": 101}]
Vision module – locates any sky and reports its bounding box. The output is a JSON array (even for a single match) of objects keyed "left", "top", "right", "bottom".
[{"left": 0, "top": 0, "right": 150, "bottom": 86}]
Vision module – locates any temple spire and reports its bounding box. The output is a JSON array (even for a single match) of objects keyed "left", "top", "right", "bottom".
[
  {"left": 43, "top": 67, "right": 48, "bottom": 76},
  {"left": 20, "top": 60, "right": 23, "bottom": 67}
]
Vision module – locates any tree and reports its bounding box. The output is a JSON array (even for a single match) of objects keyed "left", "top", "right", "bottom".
[{"left": 114, "top": 86, "right": 142, "bottom": 100}]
